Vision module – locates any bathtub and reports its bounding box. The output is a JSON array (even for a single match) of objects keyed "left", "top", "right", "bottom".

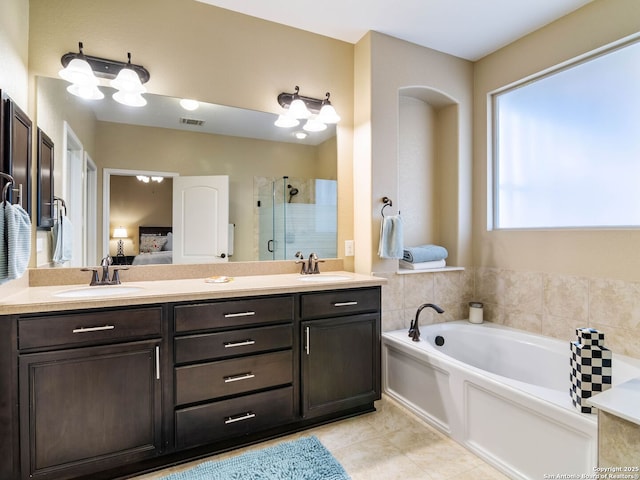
[{"left": 382, "top": 321, "right": 640, "bottom": 480}]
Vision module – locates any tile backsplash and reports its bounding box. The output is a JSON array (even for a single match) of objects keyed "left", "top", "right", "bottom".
[{"left": 379, "top": 266, "right": 640, "bottom": 360}]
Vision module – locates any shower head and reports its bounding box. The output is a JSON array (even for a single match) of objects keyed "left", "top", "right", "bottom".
[{"left": 287, "top": 184, "right": 299, "bottom": 196}]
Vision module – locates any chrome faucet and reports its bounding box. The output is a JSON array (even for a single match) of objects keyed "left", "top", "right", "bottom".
[
  {"left": 82, "top": 255, "right": 128, "bottom": 286},
  {"left": 408, "top": 303, "right": 445, "bottom": 342}
]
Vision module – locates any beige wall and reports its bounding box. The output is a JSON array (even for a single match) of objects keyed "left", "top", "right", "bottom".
[
  {"left": 28, "top": 0, "right": 355, "bottom": 269},
  {"left": 357, "top": 32, "right": 474, "bottom": 274},
  {"left": 0, "top": 0, "right": 29, "bottom": 107},
  {"left": 97, "top": 122, "right": 335, "bottom": 261},
  {"left": 473, "top": 0, "right": 640, "bottom": 282}
]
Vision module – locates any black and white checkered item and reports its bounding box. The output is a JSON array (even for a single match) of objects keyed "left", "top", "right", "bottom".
[{"left": 569, "top": 328, "right": 612, "bottom": 414}]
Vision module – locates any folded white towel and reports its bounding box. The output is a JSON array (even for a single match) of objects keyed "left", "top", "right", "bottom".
[
  {"left": 1, "top": 202, "right": 31, "bottom": 284},
  {"left": 399, "top": 259, "right": 446, "bottom": 270},
  {"left": 378, "top": 215, "right": 404, "bottom": 259},
  {"left": 52, "top": 216, "right": 73, "bottom": 265}
]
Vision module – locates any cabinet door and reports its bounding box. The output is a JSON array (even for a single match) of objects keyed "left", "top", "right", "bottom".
[
  {"left": 2, "top": 96, "right": 32, "bottom": 214},
  {"left": 301, "top": 313, "right": 380, "bottom": 419},
  {"left": 19, "top": 340, "right": 162, "bottom": 480}
]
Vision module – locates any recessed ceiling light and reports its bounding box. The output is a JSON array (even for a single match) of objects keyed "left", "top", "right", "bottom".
[{"left": 180, "top": 98, "right": 199, "bottom": 111}]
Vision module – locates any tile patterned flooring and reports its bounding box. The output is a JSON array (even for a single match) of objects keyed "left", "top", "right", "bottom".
[{"left": 131, "top": 395, "right": 509, "bottom": 480}]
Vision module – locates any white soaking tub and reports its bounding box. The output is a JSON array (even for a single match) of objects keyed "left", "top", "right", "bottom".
[{"left": 382, "top": 321, "right": 640, "bottom": 480}]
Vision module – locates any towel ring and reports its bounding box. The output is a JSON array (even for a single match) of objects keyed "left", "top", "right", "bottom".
[
  {"left": 381, "top": 196, "right": 400, "bottom": 217},
  {"left": 1, "top": 172, "right": 15, "bottom": 204}
]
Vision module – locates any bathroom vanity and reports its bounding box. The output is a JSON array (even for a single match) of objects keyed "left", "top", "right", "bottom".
[{"left": 0, "top": 272, "right": 383, "bottom": 480}]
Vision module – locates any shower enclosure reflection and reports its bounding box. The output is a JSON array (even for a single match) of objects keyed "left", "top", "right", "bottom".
[{"left": 256, "top": 176, "right": 337, "bottom": 260}]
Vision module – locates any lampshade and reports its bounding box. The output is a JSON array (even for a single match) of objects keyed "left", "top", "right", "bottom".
[
  {"left": 302, "top": 117, "right": 327, "bottom": 132},
  {"left": 288, "top": 98, "right": 311, "bottom": 119},
  {"left": 317, "top": 103, "right": 341, "bottom": 124},
  {"left": 274, "top": 115, "right": 300, "bottom": 128},
  {"left": 113, "top": 227, "right": 128, "bottom": 239},
  {"left": 111, "top": 66, "right": 147, "bottom": 107},
  {"left": 113, "top": 90, "right": 147, "bottom": 107},
  {"left": 111, "top": 67, "right": 146, "bottom": 93},
  {"left": 66, "top": 83, "right": 105, "bottom": 100},
  {"left": 59, "top": 57, "right": 98, "bottom": 86}
]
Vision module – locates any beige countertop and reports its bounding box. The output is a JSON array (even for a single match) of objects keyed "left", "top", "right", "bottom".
[{"left": 0, "top": 271, "right": 386, "bottom": 315}]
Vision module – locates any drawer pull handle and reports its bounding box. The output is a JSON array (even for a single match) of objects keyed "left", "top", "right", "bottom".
[
  {"left": 72, "top": 325, "right": 115, "bottom": 334},
  {"left": 333, "top": 301, "right": 358, "bottom": 307},
  {"left": 225, "top": 412, "right": 256, "bottom": 424},
  {"left": 224, "top": 372, "right": 255, "bottom": 383},
  {"left": 224, "top": 311, "right": 256, "bottom": 318},
  {"left": 224, "top": 339, "right": 256, "bottom": 348}
]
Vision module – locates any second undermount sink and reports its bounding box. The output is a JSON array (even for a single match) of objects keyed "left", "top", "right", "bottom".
[
  {"left": 297, "top": 274, "right": 351, "bottom": 282},
  {"left": 54, "top": 285, "right": 144, "bottom": 298}
]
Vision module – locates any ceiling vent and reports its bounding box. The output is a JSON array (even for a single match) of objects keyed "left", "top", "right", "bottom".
[{"left": 179, "top": 117, "right": 205, "bottom": 126}]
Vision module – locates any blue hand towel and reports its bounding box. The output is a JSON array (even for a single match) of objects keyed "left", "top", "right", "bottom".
[
  {"left": 403, "top": 244, "right": 448, "bottom": 263},
  {"left": 378, "top": 215, "right": 404, "bottom": 259},
  {"left": 1, "top": 202, "right": 31, "bottom": 284},
  {"left": 52, "top": 215, "right": 73, "bottom": 265},
  {"left": 0, "top": 204, "right": 6, "bottom": 282}
]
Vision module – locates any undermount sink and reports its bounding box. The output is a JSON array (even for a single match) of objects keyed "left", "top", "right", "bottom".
[
  {"left": 54, "top": 285, "right": 144, "bottom": 298},
  {"left": 297, "top": 274, "right": 351, "bottom": 282}
]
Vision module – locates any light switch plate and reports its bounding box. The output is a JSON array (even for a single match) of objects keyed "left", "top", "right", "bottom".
[{"left": 344, "top": 240, "right": 354, "bottom": 256}]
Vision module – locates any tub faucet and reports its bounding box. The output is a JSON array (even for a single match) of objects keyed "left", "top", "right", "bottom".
[{"left": 408, "top": 303, "right": 445, "bottom": 342}]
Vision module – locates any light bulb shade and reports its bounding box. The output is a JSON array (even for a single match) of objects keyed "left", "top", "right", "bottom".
[
  {"left": 302, "top": 117, "right": 327, "bottom": 132},
  {"left": 111, "top": 67, "right": 146, "bottom": 94},
  {"left": 274, "top": 115, "right": 300, "bottom": 128},
  {"left": 288, "top": 98, "right": 311, "bottom": 119},
  {"left": 113, "top": 90, "right": 147, "bottom": 107},
  {"left": 294, "top": 131, "right": 308, "bottom": 139},
  {"left": 317, "top": 104, "right": 341, "bottom": 124},
  {"left": 59, "top": 57, "right": 98, "bottom": 86},
  {"left": 66, "top": 83, "right": 104, "bottom": 100},
  {"left": 113, "top": 227, "right": 128, "bottom": 238}
]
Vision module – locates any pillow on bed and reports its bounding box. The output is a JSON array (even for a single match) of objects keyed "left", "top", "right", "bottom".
[
  {"left": 140, "top": 234, "right": 168, "bottom": 253},
  {"left": 161, "top": 232, "right": 173, "bottom": 251}
]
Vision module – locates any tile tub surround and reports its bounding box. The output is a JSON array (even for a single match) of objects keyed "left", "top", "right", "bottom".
[{"left": 378, "top": 267, "right": 640, "bottom": 360}]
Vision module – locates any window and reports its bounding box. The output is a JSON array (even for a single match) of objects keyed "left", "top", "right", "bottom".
[{"left": 491, "top": 38, "right": 640, "bottom": 229}]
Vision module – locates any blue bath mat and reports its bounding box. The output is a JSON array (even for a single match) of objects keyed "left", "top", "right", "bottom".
[{"left": 159, "top": 436, "right": 350, "bottom": 480}]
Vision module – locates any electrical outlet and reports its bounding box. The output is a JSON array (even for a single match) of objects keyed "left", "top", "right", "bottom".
[{"left": 344, "top": 240, "right": 354, "bottom": 256}]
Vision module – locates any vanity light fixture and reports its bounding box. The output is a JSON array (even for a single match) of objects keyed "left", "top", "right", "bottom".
[
  {"left": 59, "top": 42, "right": 150, "bottom": 106},
  {"left": 275, "top": 86, "right": 340, "bottom": 133},
  {"left": 294, "top": 131, "right": 308, "bottom": 140}
]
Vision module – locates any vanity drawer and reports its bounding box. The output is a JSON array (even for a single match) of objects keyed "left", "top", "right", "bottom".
[
  {"left": 175, "top": 350, "right": 292, "bottom": 405},
  {"left": 174, "top": 296, "right": 293, "bottom": 332},
  {"left": 175, "top": 324, "right": 292, "bottom": 364},
  {"left": 18, "top": 307, "right": 163, "bottom": 350},
  {"left": 300, "top": 288, "right": 380, "bottom": 319},
  {"left": 175, "top": 386, "right": 294, "bottom": 449}
]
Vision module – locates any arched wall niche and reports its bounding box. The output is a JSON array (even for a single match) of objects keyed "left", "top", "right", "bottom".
[{"left": 398, "top": 86, "right": 461, "bottom": 264}]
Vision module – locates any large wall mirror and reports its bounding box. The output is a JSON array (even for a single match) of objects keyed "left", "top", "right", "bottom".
[{"left": 36, "top": 76, "right": 337, "bottom": 267}]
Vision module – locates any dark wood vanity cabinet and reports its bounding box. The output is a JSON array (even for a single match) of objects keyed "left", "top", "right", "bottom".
[
  {"left": 17, "top": 307, "right": 164, "bottom": 480},
  {"left": 2, "top": 284, "right": 382, "bottom": 479},
  {"left": 172, "top": 295, "right": 296, "bottom": 450},
  {"left": 300, "top": 288, "right": 381, "bottom": 418}
]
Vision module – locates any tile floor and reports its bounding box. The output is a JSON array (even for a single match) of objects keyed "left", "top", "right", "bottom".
[{"left": 131, "top": 394, "right": 509, "bottom": 480}]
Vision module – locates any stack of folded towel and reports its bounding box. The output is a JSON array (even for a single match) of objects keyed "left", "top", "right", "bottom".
[
  {"left": 0, "top": 201, "right": 32, "bottom": 284},
  {"left": 400, "top": 244, "right": 448, "bottom": 270}
]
